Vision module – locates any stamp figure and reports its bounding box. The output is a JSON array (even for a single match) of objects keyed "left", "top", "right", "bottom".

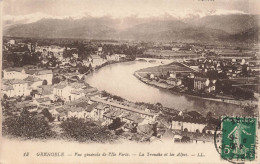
[{"left": 221, "top": 117, "right": 257, "bottom": 161}]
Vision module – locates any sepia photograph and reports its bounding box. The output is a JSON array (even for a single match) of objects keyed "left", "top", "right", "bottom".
[{"left": 0, "top": 0, "right": 259, "bottom": 163}]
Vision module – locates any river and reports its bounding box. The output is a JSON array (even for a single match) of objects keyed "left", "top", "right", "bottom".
[{"left": 85, "top": 61, "right": 255, "bottom": 117}]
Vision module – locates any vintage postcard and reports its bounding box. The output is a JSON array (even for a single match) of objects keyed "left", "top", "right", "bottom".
[{"left": 0, "top": 0, "right": 259, "bottom": 163}]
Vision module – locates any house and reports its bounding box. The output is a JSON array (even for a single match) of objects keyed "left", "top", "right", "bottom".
[
  {"left": 166, "top": 78, "right": 182, "bottom": 86},
  {"left": 89, "top": 55, "right": 107, "bottom": 68},
  {"left": 15, "top": 100, "right": 38, "bottom": 112},
  {"left": 9, "top": 39, "right": 15, "bottom": 45},
  {"left": 47, "top": 105, "right": 63, "bottom": 121},
  {"left": 137, "top": 124, "right": 154, "bottom": 136},
  {"left": 2, "top": 85, "right": 15, "bottom": 98},
  {"left": 205, "top": 81, "right": 216, "bottom": 93},
  {"left": 2, "top": 79, "right": 31, "bottom": 97},
  {"left": 85, "top": 103, "right": 99, "bottom": 119},
  {"left": 83, "top": 87, "right": 99, "bottom": 97},
  {"left": 67, "top": 107, "right": 86, "bottom": 119},
  {"left": 55, "top": 107, "right": 69, "bottom": 121},
  {"left": 3, "top": 67, "right": 28, "bottom": 79},
  {"left": 33, "top": 97, "right": 52, "bottom": 107},
  {"left": 70, "top": 90, "right": 85, "bottom": 101},
  {"left": 82, "top": 59, "right": 91, "bottom": 67},
  {"left": 168, "top": 71, "right": 176, "bottom": 78},
  {"left": 25, "top": 68, "right": 53, "bottom": 85},
  {"left": 90, "top": 97, "right": 157, "bottom": 124},
  {"left": 53, "top": 82, "right": 87, "bottom": 102},
  {"left": 123, "top": 113, "right": 146, "bottom": 125},
  {"left": 53, "top": 83, "right": 73, "bottom": 102},
  {"left": 182, "top": 132, "right": 215, "bottom": 144},
  {"left": 149, "top": 73, "right": 155, "bottom": 80},
  {"left": 171, "top": 112, "right": 206, "bottom": 133},
  {"left": 62, "top": 72, "right": 84, "bottom": 81},
  {"left": 103, "top": 110, "right": 123, "bottom": 125},
  {"left": 106, "top": 54, "right": 120, "bottom": 61},
  {"left": 194, "top": 77, "right": 209, "bottom": 91},
  {"left": 72, "top": 53, "right": 78, "bottom": 59},
  {"left": 122, "top": 123, "right": 136, "bottom": 132},
  {"left": 24, "top": 76, "right": 43, "bottom": 89},
  {"left": 34, "top": 70, "right": 53, "bottom": 85},
  {"left": 34, "top": 85, "right": 55, "bottom": 100},
  {"left": 95, "top": 103, "right": 110, "bottom": 119}
]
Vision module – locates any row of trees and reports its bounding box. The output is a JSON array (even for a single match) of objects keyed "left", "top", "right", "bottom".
[
  {"left": 2, "top": 110, "right": 55, "bottom": 139},
  {"left": 62, "top": 43, "right": 143, "bottom": 60},
  {"left": 3, "top": 51, "right": 42, "bottom": 68},
  {"left": 60, "top": 117, "right": 116, "bottom": 143}
]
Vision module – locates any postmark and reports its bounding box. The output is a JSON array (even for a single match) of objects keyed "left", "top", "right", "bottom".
[{"left": 214, "top": 116, "right": 257, "bottom": 163}]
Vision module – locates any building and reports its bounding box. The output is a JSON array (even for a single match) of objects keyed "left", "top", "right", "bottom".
[
  {"left": 89, "top": 55, "right": 107, "bottom": 68},
  {"left": 53, "top": 83, "right": 73, "bottom": 102},
  {"left": 106, "top": 54, "right": 126, "bottom": 62},
  {"left": 34, "top": 85, "right": 55, "bottom": 100},
  {"left": 90, "top": 97, "right": 157, "bottom": 124},
  {"left": 194, "top": 77, "right": 216, "bottom": 93},
  {"left": 168, "top": 71, "right": 176, "bottom": 78},
  {"left": 15, "top": 100, "right": 37, "bottom": 112},
  {"left": 2, "top": 85, "right": 15, "bottom": 98},
  {"left": 2, "top": 79, "right": 31, "bottom": 97},
  {"left": 24, "top": 76, "right": 43, "bottom": 89},
  {"left": 33, "top": 97, "right": 52, "bottom": 107},
  {"left": 3, "top": 67, "right": 53, "bottom": 85},
  {"left": 106, "top": 54, "right": 120, "bottom": 61},
  {"left": 3, "top": 68, "right": 28, "bottom": 79},
  {"left": 53, "top": 82, "right": 87, "bottom": 102},
  {"left": 9, "top": 40, "right": 15, "bottom": 45},
  {"left": 85, "top": 103, "right": 99, "bottom": 119},
  {"left": 171, "top": 112, "right": 206, "bottom": 133},
  {"left": 32, "top": 70, "right": 53, "bottom": 85},
  {"left": 67, "top": 107, "right": 86, "bottom": 119}
]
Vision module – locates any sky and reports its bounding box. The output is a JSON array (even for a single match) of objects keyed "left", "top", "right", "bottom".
[{"left": 2, "top": 0, "right": 260, "bottom": 21}]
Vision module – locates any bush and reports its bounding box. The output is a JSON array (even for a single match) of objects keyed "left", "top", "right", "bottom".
[
  {"left": 2, "top": 112, "right": 54, "bottom": 139},
  {"left": 181, "top": 136, "right": 190, "bottom": 143},
  {"left": 60, "top": 117, "right": 115, "bottom": 143}
]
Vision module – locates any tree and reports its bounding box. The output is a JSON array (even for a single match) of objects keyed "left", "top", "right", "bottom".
[
  {"left": 60, "top": 117, "right": 116, "bottom": 143},
  {"left": 181, "top": 136, "right": 190, "bottom": 143},
  {"left": 56, "top": 98, "right": 65, "bottom": 105},
  {"left": 206, "top": 112, "right": 212, "bottom": 118},
  {"left": 88, "top": 63, "right": 93, "bottom": 71},
  {"left": 2, "top": 111, "right": 54, "bottom": 139},
  {"left": 52, "top": 77, "right": 60, "bottom": 85},
  {"left": 42, "top": 80, "right": 48, "bottom": 85},
  {"left": 41, "top": 108, "right": 55, "bottom": 122},
  {"left": 3, "top": 94, "right": 8, "bottom": 100},
  {"left": 108, "top": 117, "right": 123, "bottom": 130}
]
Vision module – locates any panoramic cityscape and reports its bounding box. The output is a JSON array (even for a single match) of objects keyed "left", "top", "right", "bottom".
[{"left": 1, "top": 0, "right": 259, "bottom": 147}]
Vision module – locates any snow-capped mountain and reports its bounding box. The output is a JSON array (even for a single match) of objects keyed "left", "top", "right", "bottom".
[{"left": 3, "top": 9, "right": 259, "bottom": 43}]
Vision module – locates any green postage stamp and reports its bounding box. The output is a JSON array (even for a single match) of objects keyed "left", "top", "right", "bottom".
[{"left": 221, "top": 117, "right": 257, "bottom": 161}]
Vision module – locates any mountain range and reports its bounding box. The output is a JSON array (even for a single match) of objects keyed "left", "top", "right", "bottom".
[{"left": 3, "top": 14, "right": 260, "bottom": 43}]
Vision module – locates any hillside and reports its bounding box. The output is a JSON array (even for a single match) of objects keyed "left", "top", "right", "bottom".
[{"left": 4, "top": 14, "right": 259, "bottom": 43}]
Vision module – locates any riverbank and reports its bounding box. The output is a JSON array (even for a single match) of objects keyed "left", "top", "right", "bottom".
[{"left": 133, "top": 71, "right": 258, "bottom": 107}]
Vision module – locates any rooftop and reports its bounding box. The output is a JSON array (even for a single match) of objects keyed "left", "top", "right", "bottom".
[
  {"left": 24, "top": 76, "right": 42, "bottom": 82},
  {"left": 172, "top": 115, "right": 206, "bottom": 124},
  {"left": 4, "top": 67, "right": 24, "bottom": 72},
  {"left": 91, "top": 97, "right": 155, "bottom": 117},
  {"left": 85, "top": 103, "right": 99, "bottom": 112},
  {"left": 3, "top": 79, "right": 27, "bottom": 85},
  {"left": 2, "top": 85, "right": 14, "bottom": 91},
  {"left": 36, "top": 97, "right": 52, "bottom": 103}
]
